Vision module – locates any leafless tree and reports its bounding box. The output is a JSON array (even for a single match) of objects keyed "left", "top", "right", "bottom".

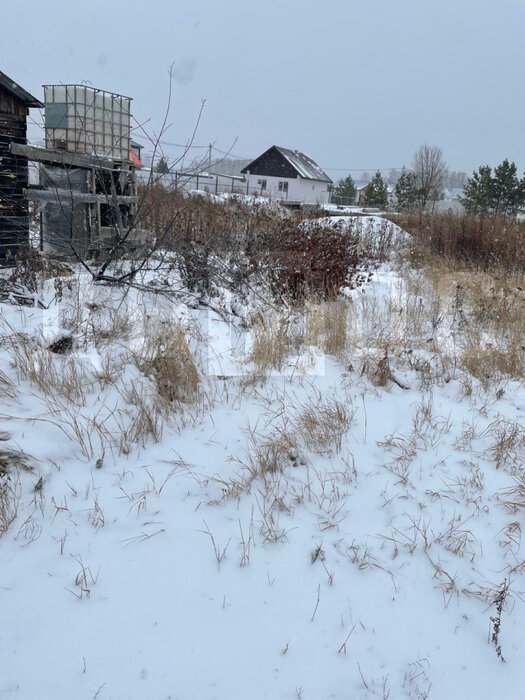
[
  {"left": 412, "top": 144, "right": 448, "bottom": 210},
  {"left": 387, "top": 168, "right": 399, "bottom": 185}
]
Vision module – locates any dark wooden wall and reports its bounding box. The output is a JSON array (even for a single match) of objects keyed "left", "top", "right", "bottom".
[
  {"left": 242, "top": 147, "right": 298, "bottom": 179},
  {"left": 0, "top": 85, "right": 29, "bottom": 261}
]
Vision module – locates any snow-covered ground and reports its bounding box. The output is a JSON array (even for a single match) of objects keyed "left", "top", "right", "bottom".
[{"left": 1, "top": 220, "right": 524, "bottom": 699}]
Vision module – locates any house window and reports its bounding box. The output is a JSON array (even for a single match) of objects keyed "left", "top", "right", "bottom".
[
  {"left": 278, "top": 181, "right": 288, "bottom": 193},
  {"left": 257, "top": 179, "right": 267, "bottom": 189}
]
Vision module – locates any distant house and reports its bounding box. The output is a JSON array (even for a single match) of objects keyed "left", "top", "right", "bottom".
[
  {"left": 241, "top": 145, "right": 332, "bottom": 205},
  {"left": 351, "top": 180, "right": 394, "bottom": 207},
  {"left": 354, "top": 181, "right": 370, "bottom": 205},
  {"left": 443, "top": 187, "right": 463, "bottom": 200},
  {"left": 0, "top": 70, "right": 43, "bottom": 261},
  {"left": 434, "top": 187, "right": 464, "bottom": 213}
]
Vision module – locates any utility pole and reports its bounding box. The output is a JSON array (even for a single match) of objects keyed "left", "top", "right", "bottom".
[{"left": 208, "top": 144, "right": 212, "bottom": 172}]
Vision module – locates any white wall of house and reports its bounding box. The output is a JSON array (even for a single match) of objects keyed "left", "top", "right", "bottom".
[{"left": 245, "top": 173, "right": 330, "bottom": 204}]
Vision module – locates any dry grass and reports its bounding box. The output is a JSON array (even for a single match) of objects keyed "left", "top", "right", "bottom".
[
  {"left": 498, "top": 472, "right": 525, "bottom": 514},
  {"left": 119, "top": 384, "right": 166, "bottom": 449},
  {"left": 0, "top": 369, "right": 16, "bottom": 400},
  {"left": 136, "top": 321, "right": 200, "bottom": 404},
  {"left": 37, "top": 395, "right": 115, "bottom": 460},
  {"left": 250, "top": 430, "right": 299, "bottom": 476},
  {"left": 394, "top": 210, "right": 525, "bottom": 272},
  {"left": 249, "top": 299, "right": 351, "bottom": 375},
  {"left": 305, "top": 299, "right": 349, "bottom": 357},
  {"left": 352, "top": 255, "right": 525, "bottom": 388},
  {"left": 294, "top": 392, "right": 353, "bottom": 454},
  {"left": 249, "top": 314, "right": 302, "bottom": 373},
  {"left": 0, "top": 450, "right": 30, "bottom": 537},
  {"left": 8, "top": 334, "right": 93, "bottom": 403},
  {"left": 0, "top": 471, "right": 20, "bottom": 536},
  {"left": 384, "top": 215, "right": 525, "bottom": 385}
]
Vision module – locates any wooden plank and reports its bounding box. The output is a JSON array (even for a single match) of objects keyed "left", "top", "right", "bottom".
[
  {"left": 0, "top": 87, "right": 29, "bottom": 116},
  {"left": 10, "top": 143, "right": 121, "bottom": 170},
  {"left": 25, "top": 187, "right": 138, "bottom": 205}
]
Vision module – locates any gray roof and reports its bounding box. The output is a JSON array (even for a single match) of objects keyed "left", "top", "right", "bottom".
[
  {"left": 275, "top": 146, "right": 332, "bottom": 183},
  {"left": 0, "top": 70, "right": 43, "bottom": 108}
]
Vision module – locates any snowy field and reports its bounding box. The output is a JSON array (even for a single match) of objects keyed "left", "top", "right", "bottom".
[{"left": 0, "top": 216, "right": 524, "bottom": 699}]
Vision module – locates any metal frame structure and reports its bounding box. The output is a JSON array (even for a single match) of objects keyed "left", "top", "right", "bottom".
[
  {"left": 10, "top": 82, "right": 141, "bottom": 259},
  {"left": 43, "top": 84, "right": 131, "bottom": 162}
]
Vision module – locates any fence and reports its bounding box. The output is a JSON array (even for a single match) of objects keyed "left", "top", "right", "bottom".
[{"left": 142, "top": 171, "right": 295, "bottom": 200}]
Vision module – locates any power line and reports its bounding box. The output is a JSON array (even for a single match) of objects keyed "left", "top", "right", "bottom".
[
  {"left": 159, "top": 141, "right": 210, "bottom": 149},
  {"left": 323, "top": 166, "right": 406, "bottom": 172},
  {"left": 210, "top": 145, "right": 252, "bottom": 160}
]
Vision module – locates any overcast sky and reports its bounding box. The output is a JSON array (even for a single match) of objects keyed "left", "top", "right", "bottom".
[{"left": 2, "top": 0, "right": 524, "bottom": 178}]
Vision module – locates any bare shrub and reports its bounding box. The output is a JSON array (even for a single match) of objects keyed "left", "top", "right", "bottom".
[
  {"left": 252, "top": 219, "right": 367, "bottom": 299},
  {"left": 357, "top": 217, "right": 400, "bottom": 262},
  {"left": 4, "top": 247, "right": 73, "bottom": 295}
]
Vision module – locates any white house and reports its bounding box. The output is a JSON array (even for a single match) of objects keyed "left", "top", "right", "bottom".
[{"left": 241, "top": 145, "right": 332, "bottom": 204}]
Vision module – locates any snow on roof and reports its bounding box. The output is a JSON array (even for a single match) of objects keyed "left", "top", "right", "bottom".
[{"left": 274, "top": 146, "right": 332, "bottom": 183}]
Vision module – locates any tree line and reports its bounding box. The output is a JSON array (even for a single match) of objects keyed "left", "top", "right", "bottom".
[
  {"left": 331, "top": 144, "right": 449, "bottom": 209},
  {"left": 331, "top": 146, "right": 525, "bottom": 217},
  {"left": 459, "top": 160, "right": 524, "bottom": 216}
]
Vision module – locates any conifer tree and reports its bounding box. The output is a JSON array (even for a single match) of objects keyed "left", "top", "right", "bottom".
[
  {"left": 460, "top": 160, "right": 525, "bottom": 216},
  {"left": 363, "top": 171, "right": 388, "bottom": 207},
  {"left": 460, "top": 165, "right": 494, "bottom": 214},
  {"left": 492, "top": 159, "right": 523, "bottom": 216},
  {"left": 155, "top": 157, "right": 170, "bottom": 174},
  {"left": 330, "top": 175, "right": 357, "bottom": 205},
  {"left": 394, "top": 168, "right": 418, "bottom": 211}
]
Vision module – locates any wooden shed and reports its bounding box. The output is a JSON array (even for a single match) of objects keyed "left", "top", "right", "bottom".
[{"left": 0, "top": 71, "right": 43, "bottom": 261}]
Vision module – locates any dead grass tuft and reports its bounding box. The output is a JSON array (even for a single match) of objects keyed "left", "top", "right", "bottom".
[
  {"left": 294, "top": 393, "right": 353, "bottom": 454},
  {"left": 137, "top": 322, "right": 200, "bottom": 404},
  {"left": 8, "top": 333, "right": 92, "bottom": 403},
  {"left": 305, "top": 299, "right": 349, "bottom": 357},
  {"left": 0, "top": 467, "right": 22, "bottom": 537},
  {"left": 250, "top": 315, "right": 302, "bottom": 373}
]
